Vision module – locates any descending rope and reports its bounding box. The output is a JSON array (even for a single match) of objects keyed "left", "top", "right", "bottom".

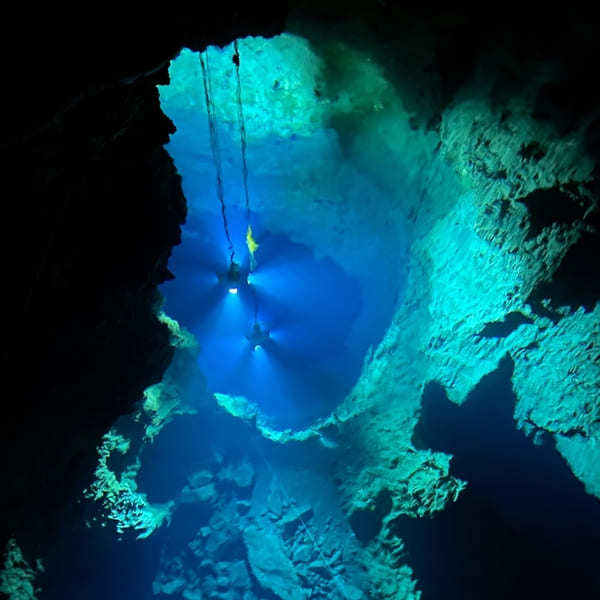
[
  {"left": 233, "top": 40, "right": 251, "bottom": 219},
  {"left": 232, "top": 41, "right": 260, "bottom": 273},
  {"left": 200, "top": 50, "right": 236, "bottom": 265}
]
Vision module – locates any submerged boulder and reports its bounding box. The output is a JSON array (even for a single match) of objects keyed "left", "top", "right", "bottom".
[{"left": 243, "top": 521, "right": 306, "bottom": 600}]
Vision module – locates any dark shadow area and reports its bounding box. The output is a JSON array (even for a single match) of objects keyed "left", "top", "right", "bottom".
[
  {"left": 527, "top": 215, "right": 600, "bottom": 314},
  {"left": 38, "top": 524, "right": 163, "bottom": 600},
  {"left": 476, "top": 311, "right": 533, "bottom": 338},
  {"left": 402, "top": 356, "right": 600, "bottom": 598},
  {"left": 517, "top": 186, "right": 587, "bottom": 240},
  {"left": 167, "top": 502, "right": 214, "bottom": 548},
  {"left": 534, "top": 78, "right": 600, "bottom": 137},
  {"left": 517, "top": 141, "right": 546, "bottom": 163}
]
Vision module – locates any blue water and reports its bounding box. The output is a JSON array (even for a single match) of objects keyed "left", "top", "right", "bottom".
[{"left": 160, "top": 208, "right": 367, "bottom": 428}]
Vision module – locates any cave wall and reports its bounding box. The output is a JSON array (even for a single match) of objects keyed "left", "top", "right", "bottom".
[{"left": 2, "top": 8, "right": 287, "bottom": 550}]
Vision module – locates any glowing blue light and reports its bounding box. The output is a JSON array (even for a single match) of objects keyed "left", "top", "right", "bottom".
[
  {"left": 253, "top": 344, "right": 262, "bottom": 351},
  {"left": 247, "top": 271, "right": 266, "bottom": 286},
  {"left": 228, "top": 287, "right": 238, "bottom": 295}
]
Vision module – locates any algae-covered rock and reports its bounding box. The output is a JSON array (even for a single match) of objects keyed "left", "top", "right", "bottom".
[
  {"left": 215, "top": 394, "right": 259, "bottom": 422},
  {"left": 83, "top": 429, "right": 175, "bottom": 539},
  {"left": 214, "top": 393, "right": 321, "bottom": 444},
  {"left": 142, "top": 314, "right": 201, "bottom": 442},
  {"left": 0, "top": 539, "right": 42, "bottom": 600}
]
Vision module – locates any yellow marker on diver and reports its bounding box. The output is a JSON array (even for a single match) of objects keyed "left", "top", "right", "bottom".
[{"left": 246, "top": 225, "right": 259, "bottom": 271}]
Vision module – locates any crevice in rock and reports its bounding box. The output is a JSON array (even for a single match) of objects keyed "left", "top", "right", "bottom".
[{"left": 476, "top": 311, "right": 534, "bottom": 338}]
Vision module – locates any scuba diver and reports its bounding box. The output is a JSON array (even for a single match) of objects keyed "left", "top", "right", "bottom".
[
  {"left": 218, "top": 260, "right": 245, "bottom": 292},
  {"left": 246, "top": 322, "right": 270, "bottom": 349}
]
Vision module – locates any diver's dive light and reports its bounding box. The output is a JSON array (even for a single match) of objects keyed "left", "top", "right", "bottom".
[
  {"left": 219, "top": 261, "right": 247, "bottom": 294},
  {"left": 246, "top": 322, "right": 270, "bottom": 350}
]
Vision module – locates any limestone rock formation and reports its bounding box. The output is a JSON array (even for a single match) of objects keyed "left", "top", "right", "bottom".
[{"left": 4, "top": 6, "right": 600, "bottom": 600}]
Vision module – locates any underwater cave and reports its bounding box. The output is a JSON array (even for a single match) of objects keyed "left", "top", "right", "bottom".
[
  {"left": 4, "top": 6, "right": 600, "bottom": 600},
  {"left": 157, "top": 37, "right": 410, "bottom": 429}
]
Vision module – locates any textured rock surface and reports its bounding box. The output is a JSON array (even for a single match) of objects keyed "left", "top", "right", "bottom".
[
  {"left": 152, "top": 447, "right": 367, "bottom": 600},
  {"left": 200, "top": 13, "right": 600, "bottom": 598},
  {"left": 5, "top": 6, "right": 600, "bottom": 600}
]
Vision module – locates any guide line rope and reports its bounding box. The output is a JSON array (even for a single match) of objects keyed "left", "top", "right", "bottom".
[
  {"left": 232, "top": 42, "right": 260, "bottom": 327},
  {"left": 199, "top": 50, "right": 236, "bottom": 265},
  {"left": 234, "top": 42, "right": 259, "bottom": 273},
  {"left": 233, "top": 40, "right": 251, "bottom": 220}
]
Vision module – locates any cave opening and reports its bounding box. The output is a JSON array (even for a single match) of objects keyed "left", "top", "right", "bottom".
[{"left": 157, "top": 34, "right": 413, "bottom": 428}]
